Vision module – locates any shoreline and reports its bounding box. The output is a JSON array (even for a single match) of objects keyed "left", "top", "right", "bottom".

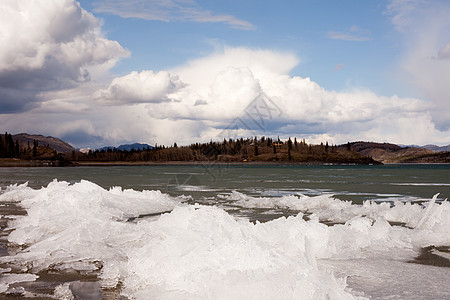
[
  {"left": 0, "top": 158, "right": 68, "bottom": 167},
  {"left": 1, "top": 159, "right": 450, "bottom": 167},
  {"left": 1, "top": 158, "right": 366, "bottom": 167},
  {"left": 0, "top": 161, "right": 376, "bottom": 167},
  {"left": 70, "top": 160, "right": 372, "bottom": 167}
]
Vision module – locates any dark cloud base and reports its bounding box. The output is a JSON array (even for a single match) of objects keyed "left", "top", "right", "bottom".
[
  {"left": 61, "top": 130, "right": 105, "bottom": 149},
  {"left": 0, "top": 87, "right": 39, "bottom": 114}
]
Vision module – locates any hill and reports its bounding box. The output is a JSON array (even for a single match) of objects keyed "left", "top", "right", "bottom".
[
  {"left": 0, "top": 132, "right": 75, "bottom": 166},
  {"left": 344, "top": 141, "right": 449, "bottom": 163},
  {"left": 12, "top": 133, "right": 76, "bottom": 153}
]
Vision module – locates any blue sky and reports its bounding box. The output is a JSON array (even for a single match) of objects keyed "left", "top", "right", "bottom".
[
  {"left": 84, "top": 0, "right": 395, "bottom": 95},
  {"left": 1, "top": 0, "right": 450, "bottom": 148}
]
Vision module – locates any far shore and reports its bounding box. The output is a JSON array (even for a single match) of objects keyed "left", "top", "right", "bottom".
[
  {"left": 0, "top": 158, "right": 63, "bottom": 167},
  {"left": 1, "top": 158, "right": 449, "bottom": 167},
  {"left": 0, "top": 158, "right": 375, "bottom": 167}
]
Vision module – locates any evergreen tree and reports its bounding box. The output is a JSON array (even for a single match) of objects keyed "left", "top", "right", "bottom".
[
  {"left": 33, "top": 140, "right": 38, "bottom": 157},
  {"left": 9, "top": 134, "right": 14, "bottom": 157},
  {"left": 4, "top": 132, "right": 9, "bottom": 157},
  {"left": 0, "top": 134, "right": 3, "bottom": 157},
  {"left": 288, "top": 137, "right": 292, "bottom": 160},
  {"left": 254, "top": 144, "right": 259, "bottom": 156},
  {"left": 15, "top": 140, "right": 20, "bottom": 157},
  {"left": 5, "top": 133, "right": 14, "bottom": 158}
]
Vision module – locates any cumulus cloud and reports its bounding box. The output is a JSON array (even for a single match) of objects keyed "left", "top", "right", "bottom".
[
  {"left": 3, "top": 41, "right": 449, "bottom": 148},
  {"left": 93, "top": 0, "right": 255, "bottom": 30},
  {"left": 0, "top": 0, "right": 129, "bottom": 113},
  {"left": 173, "top": 47, "right": 299, "bottom": 82},
  {"left": 95, "top": 70, "right": 186, "bottom": 105},
  {"left": 90, "top": 46, "right": 450, "bottom": 147},
  {"left": 2, "top": 0, "right": 448, "bottom": 149},
  {"left": 387, "top": 0, "right": 450, "bottom": 130}
]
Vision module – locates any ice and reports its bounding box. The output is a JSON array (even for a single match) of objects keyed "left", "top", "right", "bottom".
[
  {"left": 5, "top": 286, "right": 25, "bottom": 296},
  {"left": 227, "top": 191, "right": 449, "bottom": 230},
  {"left": 0, "top": 180, "right": 449, "bottom": 299},
  {"left": 0, "top": 180, "right": 182, "bottom": 275},
  {"left": 2, "top": 179, "right": 181, "bottom": 248},
  {"left": 176, "top": 184, "right": 219, "bottom": 192},
  {"left": 54, "top": 283, "right": 74, "bottom": 300},
  {"left": 319, "top": 258, "right": 450, "bottom": 299},
  {"left": 0, "top": 273, "right": 38, "bottom": 293},
  {"left": 120, "top": 206, "right": 349, "bottom": 299}
]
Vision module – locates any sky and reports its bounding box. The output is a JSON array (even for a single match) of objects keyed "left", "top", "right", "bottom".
[{"left": 1, "top": 0, "right": 450, "bottom": 149}]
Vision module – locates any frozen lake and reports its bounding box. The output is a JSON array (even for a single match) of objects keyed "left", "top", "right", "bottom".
[{"left": 1, "top": 164, "right": 449, "bottom": 299}]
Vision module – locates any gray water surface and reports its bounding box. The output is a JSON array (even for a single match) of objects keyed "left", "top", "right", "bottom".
[{"left": 1, "top": 164, "right": 449, "bottom": 203}]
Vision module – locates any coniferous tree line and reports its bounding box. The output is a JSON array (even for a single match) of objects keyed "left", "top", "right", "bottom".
[
  {"left": 69, "top": 136, "right": 376, "bottom": 164},
  {"left": 0, "top": 132, "right": 20, "bottom": 158},
  {"left": 0, "top": 132, "right": 62, "bottom": 161},
  {"left": 0, "top": 131, "right": 377, "bottom": 164}
]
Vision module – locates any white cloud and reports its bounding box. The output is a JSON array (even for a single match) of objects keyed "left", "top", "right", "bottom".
[
  {"left": 387, "top": 0, "right": 450, "bottom": 130},
  {"left": 170, "top": 46, "right": 299, "bottom": 101},
  {"left": 0, "top": 0, "right": 129, "bottom": 113},
  {"left": 327, "top": 32, "right": 370, "bottom": 42},
  {"left": 93, "top": 0, "right": 255, "bottom": 30},
  {"left": 3, "top": 42, "right": 449, "bottom": 148},
  {"left": 1, "top": 0, "right": 449, "bottom": 149},
  {"left": 89, "top": 47, "right": 450, "bottom": 147},
  {"left": 95, "top": 70, "right": 186, "bottom": 105},
  {"left": 327, "top": 26, "right": 372, "bottom": 42},
  {"left": 208, "top": 67, "right": 261, "bottom": 111},
  {"left": 385, "top": 0, "right": 426, "bottom": 32}
]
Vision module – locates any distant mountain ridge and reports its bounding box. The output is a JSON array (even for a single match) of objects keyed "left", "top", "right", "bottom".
[
  {"left": 422, "top": 144, "right": 450, "bottom": 152},
  {"left": 98, "top": 143, "right": 153, "bottom": 152}
]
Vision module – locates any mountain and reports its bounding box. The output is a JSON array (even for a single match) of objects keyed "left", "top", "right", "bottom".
[
  {"left": 98, "top": 143, "right": 153, "bottom": 152},
  {"left": 117, "top": 143, "right": 153, "bottom": 151},
  {"left": 12, "top": 133, "right": 76, "bottom": 153},
  {"left": 421, "top": 144, "right": 450, "bottom": 152}
]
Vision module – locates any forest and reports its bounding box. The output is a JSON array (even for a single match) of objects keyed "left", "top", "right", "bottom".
[
  {"left": 70, "top": 136, "right": 377, "bottom": 164},
  {"left": 0, "top": 132, "right": 63, "bottom": 161},
  {"left": 0, "top": 132, "right": 378, "bottom": 165}
]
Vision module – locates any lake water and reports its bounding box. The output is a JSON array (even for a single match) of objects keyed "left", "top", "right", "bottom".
[
  {"left": 0, "top": 164, "right": 449, "bottom": 299},
  {"left": 2, "top": 164, "right": 450, "bottom": 201}
]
